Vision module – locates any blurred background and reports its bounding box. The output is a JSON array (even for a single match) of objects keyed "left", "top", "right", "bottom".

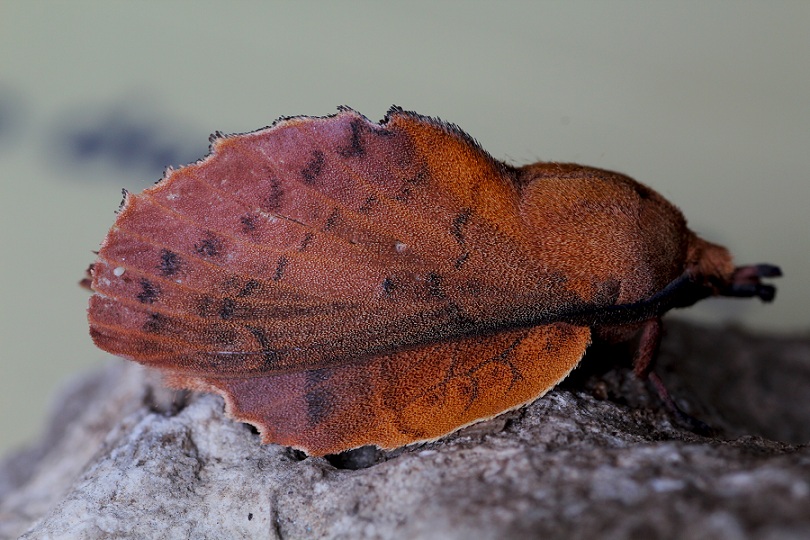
[{"left": 1, "top": 1, "right": 808, "bottom": 457}]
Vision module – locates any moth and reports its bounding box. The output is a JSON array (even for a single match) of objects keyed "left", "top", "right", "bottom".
[{"left": 87, "top": 106, "right": 780, "bottom": 456}]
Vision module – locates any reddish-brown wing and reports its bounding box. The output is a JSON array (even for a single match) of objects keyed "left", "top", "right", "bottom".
[
  {"left": 168, "top": 322, "right": 590, "bottom": 455},
  {"left": 89, "top": 108, "right": 587, "bottom": 376}
]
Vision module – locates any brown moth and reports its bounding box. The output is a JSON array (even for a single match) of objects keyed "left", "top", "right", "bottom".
[{"left": 87, "top": 106, "right": 780, "bottom": 456}]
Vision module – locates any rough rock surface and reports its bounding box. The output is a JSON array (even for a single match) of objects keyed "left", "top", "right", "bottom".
[{"left": 1, "top": 320, "right": 809, "bottom": 539}]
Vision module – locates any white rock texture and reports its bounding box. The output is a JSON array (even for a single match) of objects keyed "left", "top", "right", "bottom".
[{"left": 1, "top": 321, "right": 809, "bottom": 539}]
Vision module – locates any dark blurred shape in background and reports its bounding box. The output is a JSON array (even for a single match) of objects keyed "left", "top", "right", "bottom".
[{"left": 48, "top": 99, "right": 205, "bottom": 187}]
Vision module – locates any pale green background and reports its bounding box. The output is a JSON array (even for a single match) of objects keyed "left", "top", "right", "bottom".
[{"left": 1, "top": 1, "right": 808, "bottom": 457}]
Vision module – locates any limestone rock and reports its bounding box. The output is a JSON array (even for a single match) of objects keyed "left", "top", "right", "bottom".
[{"left": 1, "top": 321, "right": 809, "bottom": 539}]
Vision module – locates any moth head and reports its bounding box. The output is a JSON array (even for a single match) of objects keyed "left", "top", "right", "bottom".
[
  {"left": 685, "top": 235, "right": 735, "bottom": 290},
  {"left": 685, "top": 234, "right": 780, "bottom": 302}
]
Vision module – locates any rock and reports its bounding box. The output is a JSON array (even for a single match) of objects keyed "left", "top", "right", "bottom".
[{"left": 1, "top": 320, "right": 809, "bottom": 539}]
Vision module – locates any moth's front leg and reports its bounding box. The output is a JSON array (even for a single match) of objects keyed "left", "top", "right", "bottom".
[
  {"left": 721, "top": 264, "right": 781, "bottom": 301},
  {"left": 633, "top": 317, "right": 714, "bottom": 435}
]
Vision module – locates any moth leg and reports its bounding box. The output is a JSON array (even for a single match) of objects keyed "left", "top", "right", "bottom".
[
  {"left": 633, "top": 318, "right": 714, "bottom": 435},
  {"left": 632, "top": 317, "right": 663, "bottom": 379},
  {"left": 722, "top": 264, "right": 782, "bottom": 301}
]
